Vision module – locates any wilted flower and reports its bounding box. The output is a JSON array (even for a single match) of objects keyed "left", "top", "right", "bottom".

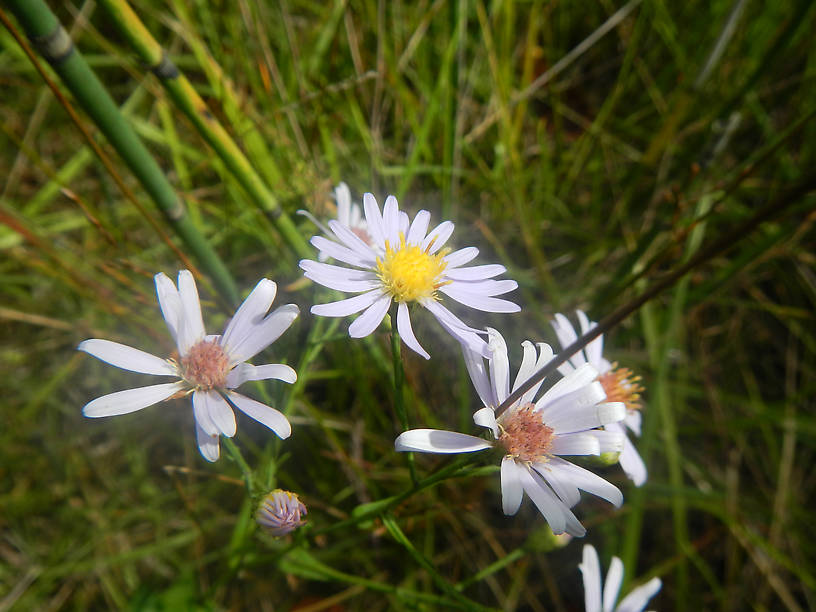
[
  {"left": 79, "top": 271, "right": 298, "bottom": 461},
  {"left": 579, "top": 544, "right": 661, "bottom": 611},
  {"left": 552, "top": 311, "right": 647, "bottom": 486},
  {"left": 395, "top": 328, "right": 626, "bottom": 536},
  {"left": 300, "top": 193, "right": 519, "bottom": 359},
  {"left": 257, "top": 489, "right": 307, "bottom": 536}
]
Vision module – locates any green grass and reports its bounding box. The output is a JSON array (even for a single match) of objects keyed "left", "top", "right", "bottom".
[{"left": 1, "top": 0, "right": 815, "bottom": 609}]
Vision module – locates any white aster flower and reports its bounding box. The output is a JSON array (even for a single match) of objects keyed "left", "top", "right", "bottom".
[
  {"left": 394, "top": 328, "right": 626, "bottom": 536},
  {"left": 580, "top": 544, "right": 661, "bottom": 612},
  {"left": 552, "top": 311, "right": 647, "bottom": 486},
  {"left": 79, "top": 270, "right": 299, "bottom": 462},
  {"left": 300, "top": 193, "right": 520, "bottom": 359},
  {"left": 298, "top": 182, "right": 378, "bottom": 261}
]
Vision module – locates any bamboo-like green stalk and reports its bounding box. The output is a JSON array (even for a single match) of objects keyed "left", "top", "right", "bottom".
[
  {"left": 4, "top": 0, "right": 239, "bottom": 302},
  {"left": 97, "top": 0, "right": 313, "bottom": 260}
]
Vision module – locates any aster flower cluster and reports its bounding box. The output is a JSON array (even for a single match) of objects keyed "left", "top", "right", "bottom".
[{"left": 78, "top": 183, "right": 658, "bottom": 606}]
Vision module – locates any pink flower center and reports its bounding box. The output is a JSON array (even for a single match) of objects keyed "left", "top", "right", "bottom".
[
  {"left": 598, "top": 363, "right": 643, "bottom": 413},
  {"left": 498, "top": 403, "right": 554, "bottom": 463},
  {"left": 181, "top": 340, "right": 229, "bottom": 390}
]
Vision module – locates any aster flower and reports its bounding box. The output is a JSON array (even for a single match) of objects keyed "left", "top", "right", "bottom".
[
  {"left": 552, "top": 311, "right": 647, "bottom": 486},
  {"left": 395, "top": 328, "right": 626, "bottom": 536},
  {"left": 79, "top": 271, "right": 299, "bottom": 462},
  {"left": 297, "top": 182, "right": 381, "bottom": 261},
  {"left": 579, "top": 544, "right": 661, "bottom": 612},
  {"left": 299, "top": 193, "right": 520, "bottom": 359},
  {"left": 256, "top": 489, "right": 308, "bottom": 536}
]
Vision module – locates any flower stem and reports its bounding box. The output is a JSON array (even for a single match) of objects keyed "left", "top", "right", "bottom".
[
  {"left": 222, "top": 437, "right": 255, "bottom": 496},
  {"left": 390, "top": 315, "right": 417, "bottom": 485}
]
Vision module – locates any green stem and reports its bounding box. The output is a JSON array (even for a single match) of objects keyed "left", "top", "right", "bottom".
[
  {"left": 222, "top": 436, "right": 255, "bottom": 496},
  {"left": 390, "top": 317, "right": 417, "bottom": 485},
  {"left": 3, "top": 0, "right": 238, "bottom": 302},
  {"left": 96, "top": 0, "right": 312, "bottom": 260}
]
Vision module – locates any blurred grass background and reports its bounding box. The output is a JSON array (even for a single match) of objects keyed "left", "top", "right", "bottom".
[{"left": 1, "top": 0, "right": 815, "bottom": 609}]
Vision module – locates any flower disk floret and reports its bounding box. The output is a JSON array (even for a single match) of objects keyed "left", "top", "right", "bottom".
[
  {"left": 78, "top": 271, "right": 299, "bottom": 462},
  {"left": 395, "top": 328, "right": 627, "bottom": 536},
  {"left": 300, "top": 193, "right": 520, "bottom": 359}
]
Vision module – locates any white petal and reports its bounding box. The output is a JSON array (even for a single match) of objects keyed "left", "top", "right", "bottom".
[
  {"left": 348, "top": 294, "right": 391, "bottom": 338},
  {"left": 423, "top": 300, "right": 490, "bottom": 357},
  {"left": 578, "top": 310, "right": 605, "bottom": 368},
  {"left": 300, "top": 260, "right": 380, "bottom": 292},
  {"left": 226, "top": 363, "right": 297, "bottom": 388},
  {"left": 537, "top": 381, "right": 608, "bottom": 432},
  {"left": 421, "top": 220, "right": 454, "bottom": 253},
  {"left": 580, "top": 545, "right": 603, "bottom": 612},
  {"left": 444, "top": 246, "right": 479, "bottom": 268},
  {"left": 310, "top": 235, "right": 370, "bottom": 267},
  {"left": 552, "top": 312, "right": 586, "bottom": 369},
  {"left": 195, "top": 419, "right": 220, "bottom": 462},
  {"left": 500, "top": 457, "right": 525, "bottom": 515},
  {"left": 461, "top": 343, "right": 497, "bottom": 409},
  {"left": 614, "top": 427, "right": 647, "bottom": 486},
  {"left": 335, "top": 182, "right": 352, "bottom": 224},
  {"left": 396, "top": 302, "right": 430, "bottom": 359},
  {"left": 363, "top": 193, "right": 386, "bottom": 248},
  {"left": 176, "top": 270, "right": 206, "bottom": 354},
  {"left": 444, "top": 264, "right": 508, "bottom": 281},
  {"left": 587, "top": 428, "right": 626, "bottom": 454},
  {"left": 227, "top": 304, "right": 299, "bottom": 365},
  {"left": 227, "top": 391, "right": 291, "bottom": 439},
  {"left": 192, "top": 389, "right": 217, "bottom": 436},
  {"left": 398, "top": 211, "right": 410, "bottom": 235},
  {"left": 439, "top": 284, "right": 520, "bottom": 313},
  {"left": 549, "top": 432, "right": 601, "bottom": 456},
  {"left": 545, "top": 397, "right": 625, "bottom": 435},
  {"left": 616, "top": 577, "right": 662, "bottom": 612},
  {"left": 382, "top": 195, "right": 400, "bottom": 246},
  {"left": 532, "top": 460, "right": 581, "bottom": 507},
  {"left": 195, "top": 390, "right": 236, "bottom": 437},
  {"left": 394, "top": 429, "right": 492, "bottom": 454},
  {"left": 625, "top": 410, "right": 643, "bottom": 437},
  {"left": 538, "top": 362, "right": 599, "bottom": 406},
  {"left": 517, "top": 466, "right": 568, "bottom": 535},
  {"left": 513, "top": 341, "right": 554, "bottom": 406},
  {"left": 486, "top": 328, "right": 510, "bottom": 404},
  {"left": 406, "top": 210, "right": 430, "bottom": 245},
  {"left": 312, "top": 290, "right": 383, "bottom": 318},
  {"left": 603, "top": 556, "right": 625, "bottom": 612},
  {"left": 82, "top": 382, "right": 185, "bottom": 418},
  {"left": 220, "top": 279, "right": 277, "bottom": 355},
  {"left": 154, "top": 272, "right": 182, "bottom": 343},
  {"left": 548, "top": 457, "right": 623, "bottom": 507},
  {"left": 473, "top": 407, "right": 499, "bottom": 437},
  {"left": 78, "top": 339, "right": 176, "bottom": 376},
  {"left": 327, "top": 219, "right": 377, "bottom": 261}
]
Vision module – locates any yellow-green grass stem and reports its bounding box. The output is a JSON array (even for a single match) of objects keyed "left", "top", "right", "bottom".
[{"left": 97, "top": 0, "right": 312, "bottom": 260}]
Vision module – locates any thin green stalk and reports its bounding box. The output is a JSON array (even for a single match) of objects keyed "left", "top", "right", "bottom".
[
  {"left": 223, "top": 436, "right": 255, "bottom": 496},
  {"left": 96, "top": 0, "right": 312, "bottom": 260},
  {"left": 3, "top": 0, "right": 238, "bottom": 302},
  {"left": 390, "top": 317, "right": 417, "bottom": 485}
]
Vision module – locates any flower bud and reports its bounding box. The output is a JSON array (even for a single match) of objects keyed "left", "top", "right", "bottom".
[{"left": 256, "top": 489, "right": 307, "bottom": 537}]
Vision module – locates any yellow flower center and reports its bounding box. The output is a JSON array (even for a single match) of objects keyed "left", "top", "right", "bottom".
[
  {"left": 180, "top": 340, "right": 230, "bottom": 390},
  {"left": 498, "top": 403, "right": 554, "bottom": 463},
  {"left": 598, "top": 363, "right": 644, "bottom": 412},
  {"left": 376, "top": 233, "right": 449, "bottom": 303}
]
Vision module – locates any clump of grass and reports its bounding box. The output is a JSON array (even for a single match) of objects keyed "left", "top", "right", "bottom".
[{"left": 1, "top": 1, "right": 815, "bottom": 610}]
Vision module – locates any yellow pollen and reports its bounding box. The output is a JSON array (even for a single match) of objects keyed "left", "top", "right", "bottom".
[
  {"left": 180, "top": 340, "right": 230, "bottom": 390},
  {"left": 498, "top": 403, "right": 555, "bottom": 463},
  {"left": 376, "top": 233, "right": 450, "bottom": 302},
  {"left": 598, "top": 363, "right": 644, "bottom": 412}
]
